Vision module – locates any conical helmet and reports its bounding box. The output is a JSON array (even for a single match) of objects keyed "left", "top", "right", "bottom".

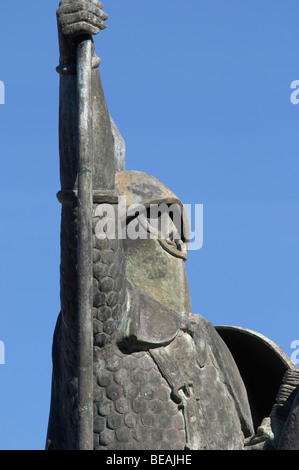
[{"left": 115, "top": 170, "right": 190, "bottom": 260}]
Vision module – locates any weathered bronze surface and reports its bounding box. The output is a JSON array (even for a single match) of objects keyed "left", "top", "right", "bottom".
[{"left": 46, "top": 0, "right": 299, "bottom": 450}]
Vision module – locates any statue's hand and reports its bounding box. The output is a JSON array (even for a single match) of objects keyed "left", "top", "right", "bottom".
[{"left": 57, "top": 0, "right": 108, "bottom": 37}]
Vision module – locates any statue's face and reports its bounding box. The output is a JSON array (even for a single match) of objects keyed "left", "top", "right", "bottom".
[
  {"left": 115, "top": 170, "right": 191, "bottom": 315},
  {"left": 124, "top": 209, "right": 191, "bottom": 315}
]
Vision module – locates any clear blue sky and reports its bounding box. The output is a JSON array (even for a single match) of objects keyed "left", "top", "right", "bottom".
[{"left": 0, "top": 0, "right": 299, "bottom": 450}]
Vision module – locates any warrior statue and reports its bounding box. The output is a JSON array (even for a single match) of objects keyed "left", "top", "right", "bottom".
[{"left": 46, "top": 0, "right": 299, "bottom": 450}]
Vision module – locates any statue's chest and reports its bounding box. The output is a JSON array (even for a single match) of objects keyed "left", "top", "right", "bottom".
[
  {"left": 94, "top": 332, "right": 245, "bottom": 450},
  {"left": 93, "top": 349, "right": 186, "bottom": 450},
  {"left": 151, "top": 331, "right": 245, "bottom": 450}
]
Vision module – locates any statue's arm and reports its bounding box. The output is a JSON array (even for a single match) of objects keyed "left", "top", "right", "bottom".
[
  {"left": 57, "top": 0, "right": 115, "bottom": 191},
  {"left": 57, "top": 0, "right": 108, "bottom": 64},
  {"left": 277, "top": 388, "right": 299, "bottom": 450}
]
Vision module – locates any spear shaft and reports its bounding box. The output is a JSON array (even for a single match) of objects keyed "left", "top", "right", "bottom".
[{"left": 76, "top": 36, "right": 94, "bottom": 451}]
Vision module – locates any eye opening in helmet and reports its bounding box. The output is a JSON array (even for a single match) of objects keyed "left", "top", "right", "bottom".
[{"left": 125, "top": 203, "right": 188, "bottom": 260}]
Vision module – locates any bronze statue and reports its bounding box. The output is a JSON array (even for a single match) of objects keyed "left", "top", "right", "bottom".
[{"left": 46, "top": 0, "right": 299, "bottom": 450}]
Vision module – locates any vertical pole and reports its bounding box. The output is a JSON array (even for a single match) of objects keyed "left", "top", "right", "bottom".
[{"left": 76, "top": 36, "right": 94, "bottom": 451}]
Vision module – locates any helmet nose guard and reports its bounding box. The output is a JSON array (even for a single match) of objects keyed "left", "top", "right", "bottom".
[{"left": 115, "top": 170, "right": 191, "bottom": 254}]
